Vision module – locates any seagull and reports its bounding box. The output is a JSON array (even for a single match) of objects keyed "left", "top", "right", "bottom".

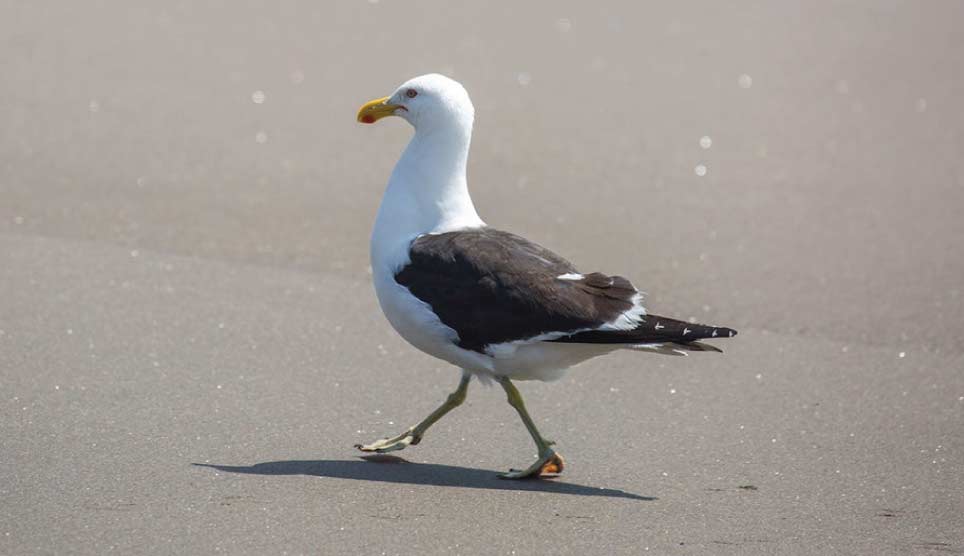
[{"left": 355, "top": 74, "right": 737, "bottom": 479}]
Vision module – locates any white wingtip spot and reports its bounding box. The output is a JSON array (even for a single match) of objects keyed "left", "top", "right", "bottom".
[
  {"left": 655, "top": 322, "right": 665, "bottom": 330},
  {"left": 556, "top": 273, "right": 584, "bottom": 281},
  {"left": 683, "top": 327, "right": 691, "bottom": 335}
]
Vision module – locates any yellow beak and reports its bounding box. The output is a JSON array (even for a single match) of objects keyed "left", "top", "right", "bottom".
[{"left": 357, "top": 96, "right": 404, "bottom": 124}]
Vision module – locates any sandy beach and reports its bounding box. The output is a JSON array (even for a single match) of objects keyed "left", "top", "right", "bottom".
[{"left": 2, "top": 2, "right": 962, "bottom": 553}]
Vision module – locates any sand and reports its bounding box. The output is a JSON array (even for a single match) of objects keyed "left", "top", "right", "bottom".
[{"left": 2, "top": 2, "right": 962, "bottom": 554}]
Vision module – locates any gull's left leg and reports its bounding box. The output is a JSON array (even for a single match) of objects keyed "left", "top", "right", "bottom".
[
  {"left": 355, "top": 370, "right": 471, "bottom": 453},
  {"left": 497, "top": 376, "right": 565, "bottom": 479}
]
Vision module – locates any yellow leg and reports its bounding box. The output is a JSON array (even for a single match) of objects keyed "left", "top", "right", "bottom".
[
  {"left": 356, "top": 371, "right": 470, "bottom": 453},
  {"left": 497, "top": 377, "right": 565, "bottom": 479}
]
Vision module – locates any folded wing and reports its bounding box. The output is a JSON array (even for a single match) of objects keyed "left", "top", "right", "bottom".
[{"left": 395, "top": 227, "right": 737, "bottom": 356}]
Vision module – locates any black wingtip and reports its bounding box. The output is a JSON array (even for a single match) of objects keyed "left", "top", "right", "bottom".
[
  {"left": 706, "top": 326, "right": 738, "bottom": 339},
  {"left": 550, "top": 317, "right": 738, "bottom": 346}
]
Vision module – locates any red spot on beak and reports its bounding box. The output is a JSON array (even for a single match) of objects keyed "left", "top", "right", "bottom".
[{"left": 361, "top": 115, "right": 375, "bottom": 124}]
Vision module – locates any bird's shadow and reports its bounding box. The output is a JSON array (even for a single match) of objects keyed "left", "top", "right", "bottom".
[{"left": 194, "top": 455, "right": 655, "bottom": 501}]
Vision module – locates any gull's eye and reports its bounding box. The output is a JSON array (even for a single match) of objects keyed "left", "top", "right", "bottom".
[{"left": 405, "top": 88, "right": 418, "bottom": 99}]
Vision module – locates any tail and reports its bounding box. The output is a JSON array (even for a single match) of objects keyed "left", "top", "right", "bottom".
[{"left": 549, "top": 314, "right": 737, "bottom": 355}]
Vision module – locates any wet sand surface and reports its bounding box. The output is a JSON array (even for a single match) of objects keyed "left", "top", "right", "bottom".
[{"left": 2, "top": 2, "right": 963, "bottom": 554}]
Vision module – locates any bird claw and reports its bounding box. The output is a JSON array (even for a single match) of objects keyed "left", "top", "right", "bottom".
[
  {"left": 498, "top": 449, "right": 564, "bottom": 480},
  {"left": 355, "top": 429, "right": 420, "bottom": 453}
]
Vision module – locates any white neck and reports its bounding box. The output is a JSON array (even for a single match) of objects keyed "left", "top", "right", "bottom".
[{"left": 371, "top": 120, "right": 485, "bottom": 270}]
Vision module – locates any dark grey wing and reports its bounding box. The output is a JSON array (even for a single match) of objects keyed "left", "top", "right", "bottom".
[{"left": 394, "top": 228, "right": 639, "bottom": 353}]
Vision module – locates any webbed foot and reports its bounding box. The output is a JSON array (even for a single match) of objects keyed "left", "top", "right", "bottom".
[
  {"left": 354, "top": 428, "right": 420, "bottom": 453},
  {"left": 498, "top": 449, "right": 565, "bottom": 480}
]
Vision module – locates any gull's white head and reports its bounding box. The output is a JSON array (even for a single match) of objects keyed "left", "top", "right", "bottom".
[{"left": 357, "top": 73, "right": 474, "bottom": 133}]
